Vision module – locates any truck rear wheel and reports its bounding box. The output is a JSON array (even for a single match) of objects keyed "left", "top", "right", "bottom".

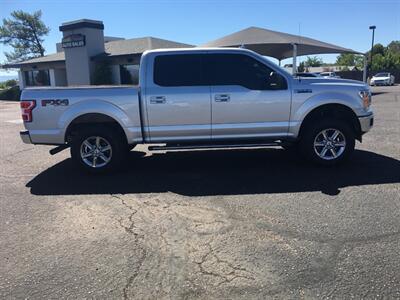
[
  {"left": 300, "top": 119, "right": 355, "bottom": 165},
  {"left": 70, "top": 126, "right": 127, "bottom": 173}
]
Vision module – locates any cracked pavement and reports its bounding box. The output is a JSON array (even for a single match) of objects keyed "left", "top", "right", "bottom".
[{"left": 0, "top": 85, "right": 400, "bottom": 299}]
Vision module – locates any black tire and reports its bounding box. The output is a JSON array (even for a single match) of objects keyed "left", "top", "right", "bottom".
[
  {"left": 70, "top": 126, "right": 127, "bottom": 173},
  {"left": 299, "top": 118, "right": 355, "bottom": 166}
]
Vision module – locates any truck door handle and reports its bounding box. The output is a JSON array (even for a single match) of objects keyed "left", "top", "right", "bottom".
[
  {"left": 150, "top": 96, "right": 166, "bottom": 104},
  {"left": 214, "top": 94, "right": 230, "bottom": 102}
]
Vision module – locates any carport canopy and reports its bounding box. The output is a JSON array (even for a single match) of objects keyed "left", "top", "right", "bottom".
[{"left": 200, "top": 26, "right": 366, "bottom": 80}]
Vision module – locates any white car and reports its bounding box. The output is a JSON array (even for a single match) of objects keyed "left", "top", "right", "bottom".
[
  {"left": 370, "top": 72, "right": 395, "bottom": 86},
  {"left": 320, "top": 72, "right": 340, "bottom": 79}
]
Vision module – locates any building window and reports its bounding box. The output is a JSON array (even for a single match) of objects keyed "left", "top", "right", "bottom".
[
  {"left": 120, "top": 65, "right": 139, "bottom": 85},
  {"left": 24, "top": 70, "right": 50, "bottom": 86}
]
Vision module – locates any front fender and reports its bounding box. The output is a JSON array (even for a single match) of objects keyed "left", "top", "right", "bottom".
[
  {"left": 293, "top": 92, "right": 361, "bottom": 122},
  {"left": 289, "top": 92, "right": 362, "bottom": 137}
]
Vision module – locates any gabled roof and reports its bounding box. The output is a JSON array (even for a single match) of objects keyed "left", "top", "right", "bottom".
[
  {"left": 2, "top": 37, "right": 194, "bottom": 68},
  {"left": 201, "top": 26, "right": 362, "bottom": 60},
  {"left": 3, "top": 52, "right": 65, "bottom": 68},
  {"left": 102, "top": 36, "right": 194, "bottom": 57}
]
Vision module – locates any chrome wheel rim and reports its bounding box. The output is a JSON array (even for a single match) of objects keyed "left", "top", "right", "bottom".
[
  {"left": 314, "top": 128, "right": 346, "bottom": 160},
  {"left": 80, "top": 136, "right": 112, "bottom": 168}
]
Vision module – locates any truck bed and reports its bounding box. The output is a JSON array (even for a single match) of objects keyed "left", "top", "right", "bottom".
[{"left": 21, "top": 85, "right": 142, "bottom": 145}]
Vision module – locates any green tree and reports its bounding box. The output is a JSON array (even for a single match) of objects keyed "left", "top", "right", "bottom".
[
  {"left": 372, "top": 43, "right": 385, "bottom": 56},
  {"left": 0, "top": 10, "right": 50, "bottom": 63},
  {"left": 297, "top": 61, "right": 305, "bottom": 72},
  {"left": 365, "top": 41, "right": 400, "bottom": 71},
  {"left": 0, "top": 79, "right": 17, "bottom": 89},
  {"left": 336, "top": 53, "right": 364, "bottom": 68},
  {"left": 387, "top": 41, "right": 400, "bottom": 53},
  {"left": 304, "top": 56, "right": 323, "bottom": 67}
]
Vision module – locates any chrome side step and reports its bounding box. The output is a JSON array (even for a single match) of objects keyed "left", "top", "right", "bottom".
[{"left": 148, "top": 142, "right": 281, "bottom": 151}]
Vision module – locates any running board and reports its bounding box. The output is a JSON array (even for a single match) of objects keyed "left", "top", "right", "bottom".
[{"left": 148, "top": 142, "right": 281, "bottom": 151}]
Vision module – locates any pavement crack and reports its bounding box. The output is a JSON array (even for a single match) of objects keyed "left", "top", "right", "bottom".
[
  {"left": 122, "top": 248, "right": 147, "bottom": 300},
  {"left": 195, "top": 243, "right": 255, "bottom": 286},
  {"left": 3, "top": 147, "right": 35, "bottom": 161},
  {"left": 111, "top": 194, "right": 148, "bottom": 299},
  {"left": 111, "top": 194, "right": 140, "bottom": 239}
]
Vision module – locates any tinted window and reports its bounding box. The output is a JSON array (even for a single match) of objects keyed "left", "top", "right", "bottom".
[
  {"left": 24, "top": 70, "right": 50, "bottom": 86},
  {"left": 375, "top": 73, "right": 389, "bottom": 77},
  {"left": 154, "top": 54, "right": 205, "bottom": 86},
  {"left": 120, "top": 64, "right": 139, "bottom": 84},
  {"left": 205, "top": 54, "right": 287, "bottom": 90}
]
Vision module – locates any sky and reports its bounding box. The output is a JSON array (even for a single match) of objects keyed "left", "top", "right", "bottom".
[{"left": 1, "top": 0, "right": 399, "bottom": 77}]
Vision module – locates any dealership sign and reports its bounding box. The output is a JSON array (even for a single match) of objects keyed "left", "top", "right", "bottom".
[{"left": 62, "top": 34, "right": 86, "bottom": 48}]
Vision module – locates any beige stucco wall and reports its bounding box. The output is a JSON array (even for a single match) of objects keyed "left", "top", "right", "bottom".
[{"left": 62, "top": 26, "right": 105, "bottom": 85}]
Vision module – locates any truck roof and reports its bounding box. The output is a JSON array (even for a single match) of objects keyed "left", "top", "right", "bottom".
[{"left": 143, "top": 47, "right": 256, "bottom": 55}]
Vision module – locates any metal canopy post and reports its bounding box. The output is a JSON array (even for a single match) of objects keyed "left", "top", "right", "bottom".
[
  {"left": 292, "top": 43, "right": 297, "bottom": 74},
  {"left": 363, "top": 54, "right": 368, "bottom": 83}
]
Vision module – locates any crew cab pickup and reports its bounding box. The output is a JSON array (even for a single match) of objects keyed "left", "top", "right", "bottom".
[{"left": 20, "top": 48, "right": 374, "bottom": 172}]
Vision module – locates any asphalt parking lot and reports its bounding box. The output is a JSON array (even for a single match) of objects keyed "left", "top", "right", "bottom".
[{"left": 0, "top": 85, "right": 399, "bottom": 299}]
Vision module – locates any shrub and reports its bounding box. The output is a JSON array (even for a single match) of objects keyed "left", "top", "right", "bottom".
[{"left": 0, "top": 86, "right": 21, "bottom": 101}]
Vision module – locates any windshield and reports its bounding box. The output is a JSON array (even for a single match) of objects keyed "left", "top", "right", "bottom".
[
  {"left": 375, "top": 73, "right": 389, "bottom": 77},
  {"left": 260, "top": 56, "right": 292, "bottom": 76}
]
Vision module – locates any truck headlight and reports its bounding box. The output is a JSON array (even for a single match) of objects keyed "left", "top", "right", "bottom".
[{"left": 359, "top": 90, "right": 371, "bottom": 109}]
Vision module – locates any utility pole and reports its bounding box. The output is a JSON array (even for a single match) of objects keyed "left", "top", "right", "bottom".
[{"left": 369, "top": 25, "right": 376, "bottom": 76}]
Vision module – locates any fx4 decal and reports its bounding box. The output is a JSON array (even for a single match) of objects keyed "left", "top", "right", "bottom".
[{"left": 41, "top": 99, "right": 69, "bottom": 106}]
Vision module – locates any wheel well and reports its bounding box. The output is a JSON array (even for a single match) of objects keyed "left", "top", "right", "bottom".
[
  {"left": 65, "top": 113, "right": 127, "bottom": 144},
  {"left": 299, "top": 104, "right": 361, "bottom": 141}
]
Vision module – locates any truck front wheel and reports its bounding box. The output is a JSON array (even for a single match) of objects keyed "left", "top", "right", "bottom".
[
  {"left": 70, "top": 126, "right": 127, "bottom": 173},
  {"left": 300, "top": 119, "right": 355, "bottom": 165}
]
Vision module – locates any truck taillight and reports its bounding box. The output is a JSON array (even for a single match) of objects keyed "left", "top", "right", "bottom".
[{"left": 20, "top": 100, "right": 36, "bottom": 122}]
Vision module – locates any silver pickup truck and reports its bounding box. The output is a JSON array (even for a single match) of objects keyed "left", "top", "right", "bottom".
[{"left": 20, "top": 48, "right": 374, "bottom": 172}]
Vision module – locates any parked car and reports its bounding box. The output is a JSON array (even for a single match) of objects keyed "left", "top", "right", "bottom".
[
  {"left": 19, "top": 48, "right": 373, "bottom": 172},
  {"left": 370, "top": 72, "right": 395, "bottom": 86},
  {"left": 320, "top": 72, "right": 340, "bottom": 78},
  {"left": 295, "top": 72, "right": 321, "bottom": 78}
]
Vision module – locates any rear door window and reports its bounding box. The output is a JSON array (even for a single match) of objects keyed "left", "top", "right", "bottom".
[{"left": 153, "top": 54, "right": 206, "bottom": 86}]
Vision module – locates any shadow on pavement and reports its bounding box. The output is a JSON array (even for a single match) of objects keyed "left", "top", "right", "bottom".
[
  {"left": 371, "top": 91, "right": 389, "bottom": 96},
  {"left": 26, "top": 149, "right": 400, "bottom": 196}
]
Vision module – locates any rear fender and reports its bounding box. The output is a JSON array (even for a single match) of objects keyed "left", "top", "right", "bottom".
[{"left": 59, "top": 99, "right": 136, "bottom": 142}]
